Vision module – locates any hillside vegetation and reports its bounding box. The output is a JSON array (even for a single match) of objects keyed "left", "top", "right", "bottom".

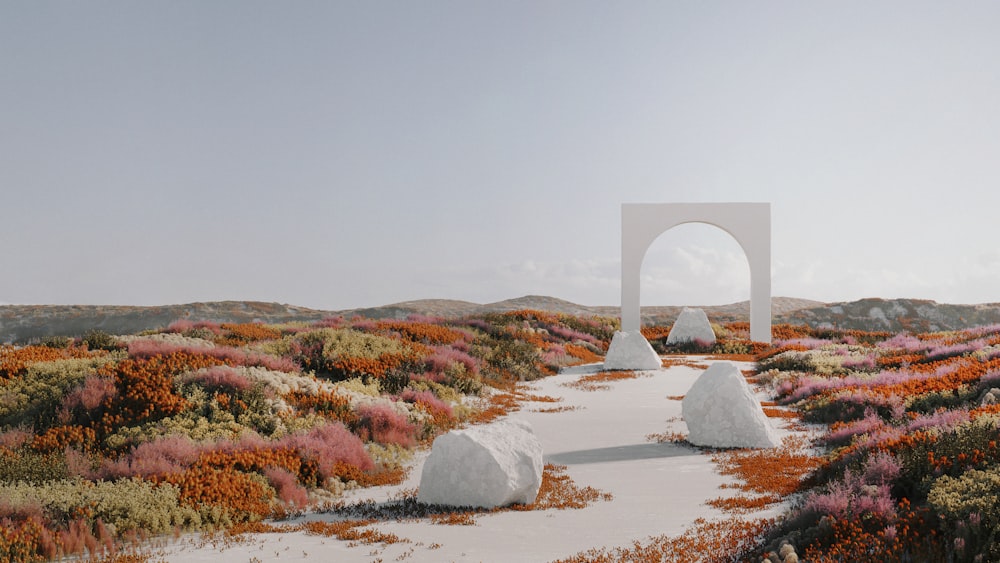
[
  {"left": 6, "top": 309, "right": 1000, "bottom": 561},
  {"left": 0, "top": 310, "right": 624, "bottom": 560}
]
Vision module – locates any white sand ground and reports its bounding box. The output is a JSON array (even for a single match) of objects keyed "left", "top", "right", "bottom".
[{"left": 156, "top": 358, "right": 802, "bottom": 563}]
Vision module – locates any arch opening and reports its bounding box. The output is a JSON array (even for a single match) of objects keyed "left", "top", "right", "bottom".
[{"left": 639, "top": 221, "right": 751, "bottom": 314}]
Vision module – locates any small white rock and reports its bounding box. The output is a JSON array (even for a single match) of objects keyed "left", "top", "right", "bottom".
[
  {"left": 667, "top": 307, "right": 716, "bottom": 346},
  {"left": 603, "top": 330, "right": 662, "bottom": 371}
]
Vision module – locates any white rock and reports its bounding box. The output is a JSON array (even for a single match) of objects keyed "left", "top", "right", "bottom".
[
  {"left": 418, "top": 419, "right": 543, "bottom": 508},
  {"left": 603, "top": 330, "right": 662, "bottom": 371},
  {"left": 681, "top": 361, "right": 780, "bottom": 448},
  {"left": 667, "top": 307, "right": 716, "bottom": 346}
]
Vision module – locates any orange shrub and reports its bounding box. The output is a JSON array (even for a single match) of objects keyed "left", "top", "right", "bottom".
[
  {"left": 97, "top": 352, "right": 222, "bottom": 433},
  {"left": 31, "top": 425, "right": 97, "bottom": 452},
  {"left": 0, "top": 345, "right": 100, "bottom": 379},
  {"left": 219, "top": 323, "right": 283, "bottom": 343},
  {"left": 161, "top": 465, "right": 275, "bottom": 522},
  {"left": 331, "top": 354, "right": 410, "bottom": 379},
  {"left": 284, "top": 389, "right": 356, "bottom": 425},
  {"left": 641, "top": 326, "right": 672, "bottom": 341},
  {"left": 375, "top": 321, "right": 466, "bottom": 345},
  {"left": 564, "top": 343, "right": 602, "bottom": 364}
]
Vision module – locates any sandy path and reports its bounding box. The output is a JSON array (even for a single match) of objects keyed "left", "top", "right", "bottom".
[{"left": 156, "top": 359, "right": 796, "bottom": 563}]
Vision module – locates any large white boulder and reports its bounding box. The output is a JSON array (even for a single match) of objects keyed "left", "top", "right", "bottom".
[
  {"left": 681, "top": 361, "right": 779, "bottom": 448},
  {"left": 418, "top": 419, "right": 543, "bottom": 508},
  {"left": 667, "top": 307, "right": 717, "bottom": 346},
  {"left": 603, "top": 330, "right": 662, "bottom": 371}
]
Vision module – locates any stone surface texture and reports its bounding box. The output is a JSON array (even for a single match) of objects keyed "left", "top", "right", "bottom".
[
  {"left": 603, "top": 330, "right": 662, "bottom": 371},
  {"left": 681, "top": 361, "right": 780, "bottom": 448},
  {"left": 417, "top": 419, "right": 543, "bottom": 508},
  {"left": 667, "top": 307, "right": 717, "bottom": 346}
]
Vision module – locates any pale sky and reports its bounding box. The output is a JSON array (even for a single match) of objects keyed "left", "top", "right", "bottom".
[{"left": 3, "top": 2, "right": 1000, "bottom": 310}]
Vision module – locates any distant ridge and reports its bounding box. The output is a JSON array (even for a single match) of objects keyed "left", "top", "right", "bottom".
[{"left": 4, "top": 296, "right": 1000, "bottom": 343}]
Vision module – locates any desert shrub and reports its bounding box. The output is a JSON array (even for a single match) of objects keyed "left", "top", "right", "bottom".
[
  {"left": 219, "top": 323, "right": 282, "bottom": 344},
  {"left": 278, "top": 422, "right": 374, "bottom": 483},
  {"left": 0, "top": 345, "right": 104, "bottom": 380},
  {"left": 97, "top": 354, "right": 201, "bottom": 434},
  {"left": 0, "top": 447, "right": 69, "bottom": 484},
  {"left": 928, "top": 466, "right": 1000, "bottom": 525},
  {"left": 663, "top": 337, "right": 715, "bottom": 354},
  {"left": 161, "top": 465, "right": 275, "bottom": 527},
  {"left": 98, "top": 435, "right": 202, "bottom": 480},
  {"left": 424, "top": 346, "right": 479, "bottom": 379},
  {"left": 334, "top": 377, "right": 380, "bottom": 397},
  {"left": 284, "top": 389, "right": 355, "bottom": 425},
  {"left": 354, "top": 403, "right": 416, "bottom": 448},
  {"left": 263, "top": 467, "right": 309, "bottom": 508},
  {"left": 927, "top": 467, "right": 1000, "bottom": 561},
  {"left": 126, "top": 340, "right": 297, "bottom": 373},
  {"left": 398, "top": 388, "right": 453, "bottom": 436},
  {"left": 57, "top": 374, "right": 117, "bottom": 428},
  {"left": 895, "top": 418, "right": 1000, "bottom": 499},
  {"left": 128, "top": 408, "right": 248, "bottom": 446},
  {"left": 284, "top": 328, "right": 423, "bottom": 383},
  {"left": 556, "top": 314, "right": 617, "bottom": 345},
  {"left": 0, "top": 357, "right": 111, "bottom": 430},
  {"left": 797, "top": 453, "right": 900, "bottom": 526},
  {"left": 907, "top": 385, "right": 979, "bottom": 415},
  {"left": 38, "top": 336, "right": 74, "bottom": 349},
  {"left": 0, "top": 477, "right": 201, "bottom": 535},
  {"left": 475, "top": 336, "right": 543, "bottom": 382},
  {"left": 178, "top": 366, "right": 253, "bottom": 393},
  {"left": 233, "top": 383, "right": 281, "bottom": 436},
  {"left": 82, "top": 330, "right": 121, "bottom": 352},
  {"left": 374, "top": 321, "right": 467, "bottom": 346},
  {"left": 365, "top": 442, "right": 413, "bottom": 471},
  {"left": 758, "top": 349, "right": 815, "bottom": 372}
]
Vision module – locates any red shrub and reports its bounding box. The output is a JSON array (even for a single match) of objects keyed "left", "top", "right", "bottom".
[
  {"left": 0, "top": 427, "right": 32, "bottom": 449},
  {"left": 73, "top": 375, "right": 117, "bottom": 411},
  {"left": 182, "top": 366, "right": 253, "bottom": 392},
  {"left": 280, "top": 422, "right": 374, "bottom": 481},
  {"left": 356, "top": 403, "right": 417, "bottom": 448},
  {"left": 99, "top": 435, "right": 202, "bottom": 479},
  {"left": 264, "top": 467, "right": 309, "bottom": 508},
  {"left": 399, "top": 389, "right": 454, "bottom": 424}
]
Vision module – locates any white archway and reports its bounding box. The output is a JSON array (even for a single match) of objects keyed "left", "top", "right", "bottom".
[{"left": 621, "top": 203, "right": 771, "bottom": 343}]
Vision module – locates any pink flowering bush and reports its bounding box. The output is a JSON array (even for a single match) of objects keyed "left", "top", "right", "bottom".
[
  {"left": 264, "top": 466, "right": 309, "bottom": 508},
  {"left": 355, "top": 403, "right": 417, "bottom": 448},
  {"left": 128, "top": 339, "right": 299, "bottom": 372},
  {"left": 179, "top": 366, "right": 253, "bottom": 392},
  {"left": 99, "top": 435, "right": 202, "bottom": 479}
]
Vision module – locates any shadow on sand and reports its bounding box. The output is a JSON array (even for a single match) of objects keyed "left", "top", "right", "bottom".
[{"left": 545, "top": 442, "right": 697, "bottom": 465}]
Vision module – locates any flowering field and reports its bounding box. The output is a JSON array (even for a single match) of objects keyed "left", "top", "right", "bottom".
[
  {"left": 746, "top": 323, "right": 1000, "bottom": 562},
  {"left": 5, "top": 314, "right": 1000, "bottom": 562},
  {"left": 0, "top": 311, "right": 618, "bottom": 562}
]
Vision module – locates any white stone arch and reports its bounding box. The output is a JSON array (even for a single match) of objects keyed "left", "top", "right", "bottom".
[{"left": 621, "top": 203, "right": 771, "bottom": 343}]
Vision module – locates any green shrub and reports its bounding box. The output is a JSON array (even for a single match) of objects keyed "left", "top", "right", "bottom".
[
  {"left": 0, "top": 448, "right": 69, "bottom": 484},
  {"left": 38, "top": 335, "right": 74, "bottom": 349},
  {"left": 0, "top": 357, "right": 112, "bottom": 429},
  {"left": 0, "top": 477, "right": 202, "bottom": 535},
  {"left": 927, "top": 466, "right": 1000, "bottom": 560},
  {"left": 318, "top": 329, "right": 411, "bottom": 361},
  {"left": 82, "top": 330, "right": 122, "bottom": 352},
  {"left": 474, "top": 336, "right": 543, "bottom": 382}
]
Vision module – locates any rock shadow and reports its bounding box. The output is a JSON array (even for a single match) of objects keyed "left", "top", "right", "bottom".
[{"left": 545, "top": 442, "right": 697, "bottom": 465}]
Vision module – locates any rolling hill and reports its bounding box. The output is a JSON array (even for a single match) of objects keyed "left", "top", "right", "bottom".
[{"left": 4, "top": 296, "right": 1000, "bottom": 344}]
